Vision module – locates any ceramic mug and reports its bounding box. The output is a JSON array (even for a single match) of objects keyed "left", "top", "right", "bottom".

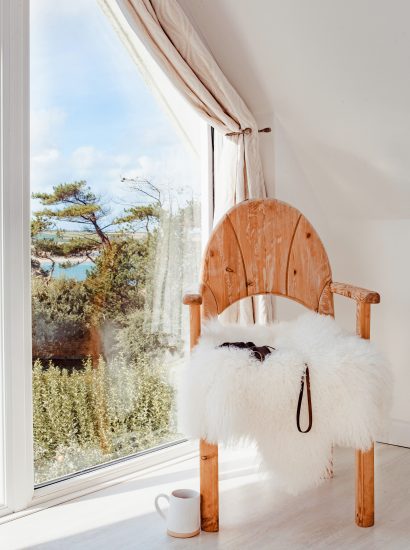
[{"left": 155, "top": 488, "right": 200, "bottom": 538}]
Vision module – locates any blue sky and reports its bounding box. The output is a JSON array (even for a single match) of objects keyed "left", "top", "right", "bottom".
[{"left": 30, "top": 0, "right": 201, "bottom": 221}]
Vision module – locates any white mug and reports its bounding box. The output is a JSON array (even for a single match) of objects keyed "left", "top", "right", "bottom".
[{"left": 155, "top": 488, "right": 200, "bottom": 538}]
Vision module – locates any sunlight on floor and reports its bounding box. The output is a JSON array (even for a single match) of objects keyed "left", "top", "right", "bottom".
[{"left": 1, "top": 444, "right": 410, "bottom": 549}]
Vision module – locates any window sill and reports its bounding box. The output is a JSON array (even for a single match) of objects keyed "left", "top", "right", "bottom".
[{"left": 0, "top": 440, "right": 198, "bottom": 524}]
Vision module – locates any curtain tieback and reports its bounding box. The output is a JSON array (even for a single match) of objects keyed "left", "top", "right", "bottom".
[{"left": 225, "top": 127, "right": 271, "bottom": 137}]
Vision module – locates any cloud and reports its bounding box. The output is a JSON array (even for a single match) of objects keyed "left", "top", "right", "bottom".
[
  {"left": 119, "top": 144, "right": 201, "bottom": 206},
  {"left": 32, "top": 148, "right": 61, "bottom": 164},
  {"left": 71, "top": 146, "right": 104, "bottom": 172},
  {"left": 33, "top": 142, "right": 198, "bottom": 207},
  {"left": 31, "top": 108, "right": 67, "bottom": 153}
]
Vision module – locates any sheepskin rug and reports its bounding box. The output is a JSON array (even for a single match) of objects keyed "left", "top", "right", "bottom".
[{"left": 179, "top": 312, "right": 392, "bottom": 494}]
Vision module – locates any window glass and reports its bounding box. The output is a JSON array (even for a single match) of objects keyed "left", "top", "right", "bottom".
[{"left": 31, "top": 0, "right": 202, "bottom": 485}]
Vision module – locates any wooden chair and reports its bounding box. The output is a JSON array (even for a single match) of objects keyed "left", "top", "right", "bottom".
[{"left": 183, "top": 199, "right": 380, "bottom": 532}]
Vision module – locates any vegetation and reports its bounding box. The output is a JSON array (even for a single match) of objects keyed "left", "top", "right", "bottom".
[
  {"left": 32, "top": 278, "right": 90, "bottom": 349},
  {"left": 31, "top": 179, "right": 196, "bottom": 484},
  {"left": 33, "top": 356, "right": 174, "bottom": 483}
]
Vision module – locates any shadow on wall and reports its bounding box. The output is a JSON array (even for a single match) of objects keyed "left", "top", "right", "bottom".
[{"left": 282, "top": 130, "right": 410, "bottom": 220}]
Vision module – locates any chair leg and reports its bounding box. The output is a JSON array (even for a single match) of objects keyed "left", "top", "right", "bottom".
[
  {"left": 200, "top": 439, "right": 219, "bottom": 532},
  {"left": 355, "top": 444, "right": 374, "bottom": 527}
]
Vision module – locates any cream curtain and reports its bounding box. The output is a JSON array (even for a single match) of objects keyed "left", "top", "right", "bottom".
[{"left": 100, "top": 0, "right": 274, "bottom": 324}]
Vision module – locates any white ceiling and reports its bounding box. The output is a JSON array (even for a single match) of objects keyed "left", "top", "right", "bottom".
[{"left": 179, "top": 0, "right": 410, "bottom": 219}]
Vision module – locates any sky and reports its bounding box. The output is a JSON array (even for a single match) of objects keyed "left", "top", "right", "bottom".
[{"left": 30, "top": 0, "right": 202, "bottom": 224}]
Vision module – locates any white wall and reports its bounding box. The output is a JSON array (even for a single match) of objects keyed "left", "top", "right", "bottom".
[{"left": 179, "top": 0, "right": 410, "bottom": 446}]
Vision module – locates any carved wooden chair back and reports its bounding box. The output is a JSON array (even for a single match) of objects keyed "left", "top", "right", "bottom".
[{"left": 200, "top": 199, "right": 334, "bottom": 318}]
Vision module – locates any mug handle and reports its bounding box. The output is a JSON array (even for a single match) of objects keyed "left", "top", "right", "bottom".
[{"left": 155, "top": 493, "right": 170, "bottom": 520}]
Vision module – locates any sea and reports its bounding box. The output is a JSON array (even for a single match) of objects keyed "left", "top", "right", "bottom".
[{"left": 41, "top": 261, "right": 92, "bottom": 281}]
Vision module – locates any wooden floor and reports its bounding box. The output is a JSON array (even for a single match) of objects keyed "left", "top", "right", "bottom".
[{"left": 1, "top": 443, "right": 409, "bottom": 549}]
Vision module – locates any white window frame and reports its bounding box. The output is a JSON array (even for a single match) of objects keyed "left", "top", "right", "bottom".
[
  {"left": 0, "top": 0, "right": 33, "bottom": 516},
  {"left": 0, "top": 0, "right": 212, "bottom": 520}
]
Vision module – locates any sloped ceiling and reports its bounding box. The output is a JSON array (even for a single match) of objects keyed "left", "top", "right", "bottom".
[{"left": 179, "top": 0, "right": 410, "bottom": 219}]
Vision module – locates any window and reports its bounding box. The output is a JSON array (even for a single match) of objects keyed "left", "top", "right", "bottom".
[
  {"left": 30, "top": 0, "right": 205, "bottom": 486},
  {"left": 0, "top": 0, "right": 209, "bottom": 515}
]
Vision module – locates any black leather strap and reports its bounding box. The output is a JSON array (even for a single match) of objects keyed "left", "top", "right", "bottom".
[
  {"left": 219, "top": 342, "right": 275, "bottom": 362},
  {"left": 296, "top": 366, "right": 313, "bottom": 433},
  {"left": 218, "top": 342, "right": 313, "bottom": 432}
]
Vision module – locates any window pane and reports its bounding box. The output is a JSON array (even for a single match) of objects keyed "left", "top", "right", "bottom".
[{"left": 30, "top": 0, "right": 202, "bottom": 485}]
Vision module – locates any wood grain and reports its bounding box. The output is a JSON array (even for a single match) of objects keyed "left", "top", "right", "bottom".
[
  {"left": 200, "top": 439, "right": 219, "bottom": 532},
  {"left": 199, "top": 283, "right": 218, "bottom": 530},
  {"left": 182, "top": 293, "right": 202, "bottom": 306},
  {"left": 201, "top": 214, "right": 247, "bottom": 313},
  {"left": 201, "top": 282, "right": 218, "bottom": 319},
  {"left": 287, "top": 215, "right": 333, "bottom": 314},
  {"left": 227, "top": 200, "right": 300, "bottom": 297},
  {"left": 188, "top": 304, "right": 201, "bottom": 350},
  {"left": 201, "top": 199, "right": 333, "bottom": 314},
  {"left": 318, "top": 282, "right": 335, "bottom": 316},
  {"left": 355, "top": 446, "right": 374, "bottom": 528},
  {"left": 355, "top": 301, "right": 375, "bottom": 527},
  {"left": 331, "top": 282, "right": 380, "bottom": 304},
  {"left": 356, "top": 301, "right": 371, "bottom": 338}
]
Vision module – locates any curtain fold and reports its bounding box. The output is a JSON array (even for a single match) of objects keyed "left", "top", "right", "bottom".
[{"left": 100, "top": 0, "right": 274, "bottom": 324}]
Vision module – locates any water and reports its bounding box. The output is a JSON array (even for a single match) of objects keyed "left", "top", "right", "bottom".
[{"left": 41, "top": 261, "right": 92, "bottom": 281}]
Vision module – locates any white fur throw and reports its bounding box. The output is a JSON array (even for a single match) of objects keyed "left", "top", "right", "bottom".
[{"left": 179, "top": 312, "right": 391, "bottom": 494}]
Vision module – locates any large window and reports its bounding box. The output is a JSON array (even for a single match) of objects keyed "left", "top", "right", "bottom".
[{"left": 30, "top": 1, "right": 204, "bottom": 486}]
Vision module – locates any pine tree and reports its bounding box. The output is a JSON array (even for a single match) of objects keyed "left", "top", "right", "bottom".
[{"left": 31, "top": 181, "right": 113, "bottom": 277}]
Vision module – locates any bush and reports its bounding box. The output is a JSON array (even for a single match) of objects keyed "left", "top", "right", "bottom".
[
  {"left": 33, "top": 355, "right": 175, "bottom": 484},
  {"left": 112, "top": 310, "right": 170, "bottom": 363},
  {"left": 32, "top": 277, "right": 91, "bottom": 346},
  {"left": 85, "top": 237, "right": 154, "bottom": 325}
]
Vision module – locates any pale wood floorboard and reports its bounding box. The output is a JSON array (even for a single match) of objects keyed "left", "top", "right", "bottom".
[{"left": 1, "top": 443, "right": 409, "bottom": 549}]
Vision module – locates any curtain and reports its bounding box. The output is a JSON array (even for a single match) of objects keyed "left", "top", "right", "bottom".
[{"left": 100, "top": 0, "right": 274, "bottom": 324}]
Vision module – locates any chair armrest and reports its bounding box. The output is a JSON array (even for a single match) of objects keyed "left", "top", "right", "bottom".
[
  {"left": 330, "top": 282, "right": 380, "bottom": 304},
  {"left": 183, "top": 293, "right": 202, "bottom": 305}
]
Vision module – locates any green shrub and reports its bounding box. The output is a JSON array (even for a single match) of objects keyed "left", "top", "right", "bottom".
[
  {"left": 85, "top": 237, "right": 153, "bottom": 325},
  {"left": 112, "top": 310, "right": 170, "bottom": 363},
  {"left": 32, "top": 277, "right": 91, "bottom": 346},
  {"left": 33, "top": 355, "right": 175, "bottom": 484}
]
